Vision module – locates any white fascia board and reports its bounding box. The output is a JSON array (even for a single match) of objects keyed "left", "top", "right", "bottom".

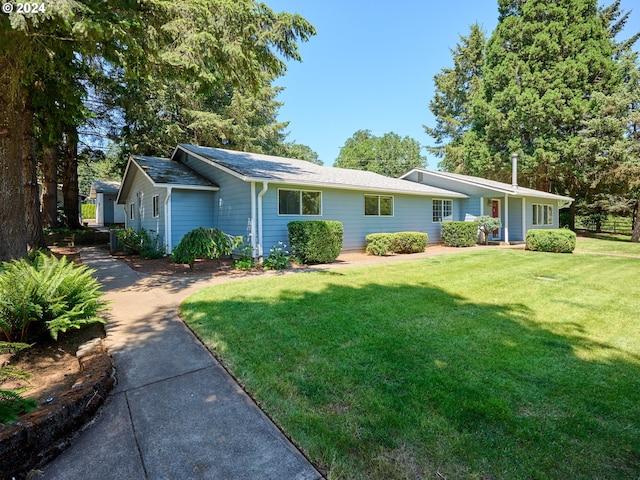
[
  {"left": 159, "top": 184, "right": 220, "bottom": 192},
  {"left": 115, "top": 157, "right": 137, "bottom": 204}
]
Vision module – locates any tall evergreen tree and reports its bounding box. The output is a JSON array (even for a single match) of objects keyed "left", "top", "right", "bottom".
[
  {"left": 425, "top": 24, "right": 486, "bottom": 172},
  {"left": 459, "top": 0, "right": 617, "bottom": 228}
]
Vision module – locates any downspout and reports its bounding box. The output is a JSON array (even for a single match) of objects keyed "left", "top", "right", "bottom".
[
  {"left": 164, "top": 187, "right": 173, "bottom": 252},
  {"left": 250, "top": 182, "right": 257, "bottom": 256},
  {"left": 257, "top": 181, "right": 269, "bottom": 259}
]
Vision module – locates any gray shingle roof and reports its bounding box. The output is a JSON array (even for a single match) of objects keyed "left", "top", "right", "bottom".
[
  {"left": 178, "top": 145, "right": 467, "bottom": 198},
  {"left": 133, "top": 155, "right": 217, "bottom": 187},
  {"left": 405, "top": 169, "right": 574, "bottom": 202},
  {"left": 89, "top": 180, "right": 120, "bottom": 198}
]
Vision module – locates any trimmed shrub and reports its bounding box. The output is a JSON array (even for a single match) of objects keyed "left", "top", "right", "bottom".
[
  {"left": 0, "top": 253, "right": 107, "bottom": 342},
  {"left": 288, "top": 221, "right": 343, "bottom": 264},
  {"left": 389, "top": 232, "right": 428, "bottom": 254},
  {"left": 117, "top": 227, "right": 165, "bottom": 259},
  {"left": 366, "top": 232, "right": 428, "bottom": 256},
  {"left": 171, "top": 227, "right": 242, "bottom": 269},
  {"left": 526, "top": 229, "right": 576, "bottom": 253},
  {"left": 476, "top": 215, "right": 502, "bottom": 245},
  {"left": 365, "top": 233, "right": 392, "bottom": 256},
  {"left": 441, "top": 221, "right": 478, "bottom": 247}
]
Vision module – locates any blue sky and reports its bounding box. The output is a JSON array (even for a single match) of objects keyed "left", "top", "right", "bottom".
[{"left": 267, "top": 0, "right": 640, "bottom": 168}]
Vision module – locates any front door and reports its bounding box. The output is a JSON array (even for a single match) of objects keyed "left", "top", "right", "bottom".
[{"left": 491, "top": 199, "right": 501, "bottom": 240}]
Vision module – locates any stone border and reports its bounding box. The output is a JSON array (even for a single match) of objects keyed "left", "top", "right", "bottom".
[{"left": 0, "top": 339, "right": 114, "bottom": 480}]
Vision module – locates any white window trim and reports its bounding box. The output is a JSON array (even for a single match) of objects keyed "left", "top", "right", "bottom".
[
  {"left": 432, "top": 199, "right": 453, "bottom": 223},
  {"left": 152, "top": 195, "right": 160, "bottom": 218},
  {"left": 532, "top": 203, "right": 553, "bottom": 226},
  {"left": 129, "top": 203, "right": 135, "bottom": 220},
  {"left": 364, "top": 194, "right": 394, "bottom": 217},
  {"left": 277, "top": 188, "right": 323, "bottom": 216}
]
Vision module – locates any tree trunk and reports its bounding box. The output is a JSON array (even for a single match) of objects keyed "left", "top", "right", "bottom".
[
  {"left": 0, "top": 47, "right": 27, "bottom": 261},
  {"left": 62, "top": 129, "right": 81, "bottom": 229},
  {"left": 41, "top": 145, "right": 59, "bottom": 229},
  {"left": 632, "top": 191, "right": 640, "bottom": 242},
  {"left": 568, "top": 184, "right": 577, "bottom": 231},
  {"left": 22, "top": 96, "right": 47, "bottom": 251}
]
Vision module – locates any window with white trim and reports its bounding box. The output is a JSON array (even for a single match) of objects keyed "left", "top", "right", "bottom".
[
  {"left": 129, "top": 203, "right": 135, "bottom": 220},
  {"left": 152, "top": 195, "right": 160, "bottom": 218},
  {"left": 278, "top": 189, "right": 322, "bottom": 215},
  {"left": 432, "top": 199, "right": 453, "bottom": 222},
  {"left": 532, "top": 204, "right": 553, "bottom": 225},
  {"left": 364, "top": 195, "right": 393, "bottom": 216}
]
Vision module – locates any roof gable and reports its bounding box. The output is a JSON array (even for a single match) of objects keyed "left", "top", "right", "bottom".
[
  {"left": 89, "top": 180, "right": 120, "bottom": 198},
  {"left": 116, "top": 155, "right": 219, "bottom": 204},
  {"left": 175, "top": 144, "right": 467, "bottom": 198}
]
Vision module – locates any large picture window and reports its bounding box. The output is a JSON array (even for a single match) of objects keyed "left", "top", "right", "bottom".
[
  {"left": 532, "top": 204, "right": 553, "bottom": 225},
  {"left": 278, "top": 189, "right": 321, "bottom": 215},
  {"left": 432, "top": 199, "right": 453, "bottom": 222},
  {"left": 364, "top": 195, "right": 393, "bottom": 216}
]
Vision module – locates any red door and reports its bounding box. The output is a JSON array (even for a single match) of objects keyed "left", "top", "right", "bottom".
[{"left": 491, "top": 200, "right": 500, "bottom": 238}]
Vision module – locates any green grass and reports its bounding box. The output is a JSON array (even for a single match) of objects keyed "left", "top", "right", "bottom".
[
  {"left": 576, "top": 233, "right": 640, "bottom": 256},
  {"left": 181, "top": 247, "right": 640, "bottom": 479}
]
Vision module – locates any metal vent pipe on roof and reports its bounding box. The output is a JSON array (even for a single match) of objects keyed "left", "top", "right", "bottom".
[{"left": 511, "top": 153, "right": 519, "bottom": 190}]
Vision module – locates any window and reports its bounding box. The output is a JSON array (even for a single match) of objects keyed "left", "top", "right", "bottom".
[
  {"left": 433, "top": 199, "right": 453, "bottom": 222},
  {"left": 152, "top": 195, "right": 159, "bottom": 218},
  {"left": 364, "top": 195, "right": 393, "bottom": 216},
  {"left": 278, "top": 189, "right": 321, "bottom": 215},
  {"left": 129, "top": 203, "right": 135, "bottom": 220},
  {"left": 532, "top": 204, "right": 553, "bottom": 225}
]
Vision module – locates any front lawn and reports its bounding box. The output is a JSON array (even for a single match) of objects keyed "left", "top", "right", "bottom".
[
  {"left": 576, "top": 233, "right": 640, "bottom": 256},
  {"left": 181, "top": 248, "right": 640, "bottom": 479}
]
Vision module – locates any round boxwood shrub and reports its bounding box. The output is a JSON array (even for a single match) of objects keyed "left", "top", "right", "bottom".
[
  {"left": 526, "top": 229, "right": 576, "bottom": 253},
  {"left": 365, "top": 233, "right": 392, "bottom": 256},
  {"left": 288, "top": 220, "right": 343, "bottom": 264},
  {"left": 441, "top": 221, "right": 478, "bottom": 247}
]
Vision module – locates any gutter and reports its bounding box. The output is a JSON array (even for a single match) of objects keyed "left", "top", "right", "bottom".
[{"left": 257, "top": 181, "right": 269, "bottom": 259}]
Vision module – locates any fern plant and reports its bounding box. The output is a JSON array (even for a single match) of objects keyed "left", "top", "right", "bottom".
[
  {"left": 0, "top": 341, "right": 37, "bottom": 424},
  {"left": 0, "top": 254, "right": 108, "bottom": 342}
]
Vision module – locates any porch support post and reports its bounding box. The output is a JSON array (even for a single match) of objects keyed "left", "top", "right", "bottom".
[
  {"left": 504, "top": 194, "right": 510, "bottom": 244},
  {"left": 522, "top": 198, "right": 526, "bottom": 241}
]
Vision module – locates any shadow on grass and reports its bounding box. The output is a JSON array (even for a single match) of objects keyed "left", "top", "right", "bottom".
[
  {"left": 578, "top": 231, "right": 632, "bottom": 242},
  {"left": 182, "top": 280, "right": 640, "bottom": 480}
]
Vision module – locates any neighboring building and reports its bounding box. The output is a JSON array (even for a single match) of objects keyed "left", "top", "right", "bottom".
[
  {"left": 90, "top": 181, "right": 126, "bottom": 226},
  {"left": 116, "top": 144, "right": 573, "bottom": 255},
  {"left": 401, "top": 169, "right": 573, "bottom": 243}
]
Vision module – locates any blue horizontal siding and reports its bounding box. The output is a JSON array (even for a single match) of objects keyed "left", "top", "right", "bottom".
[
  {"left": 171, "top": 190, "right": 216, "bottom": 249},
  {"left": 260, "top": 183, "right": 455, "bottom": 251}
]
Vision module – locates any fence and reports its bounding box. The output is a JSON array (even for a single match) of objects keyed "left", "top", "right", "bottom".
[{"left": 575, "top": 215, "right": 633, "bottom": 235}]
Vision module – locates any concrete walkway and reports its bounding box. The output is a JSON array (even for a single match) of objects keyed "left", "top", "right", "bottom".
[{"left": 39, "top": 246, "right": 323, "bottom": 480}]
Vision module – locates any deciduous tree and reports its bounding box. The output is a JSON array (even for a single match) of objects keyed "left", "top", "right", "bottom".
[{"left": 335, "top": 130, "right": 426, "bottom": 178}]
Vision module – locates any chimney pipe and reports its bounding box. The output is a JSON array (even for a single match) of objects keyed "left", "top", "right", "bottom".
[{"left": 511, "top": 153, "right": 519, "bottom": 190}]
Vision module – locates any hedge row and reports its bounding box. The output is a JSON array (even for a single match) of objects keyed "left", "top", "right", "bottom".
[
  {"left": 526, "top": 229, "right": 576, "bottom": 253},
  {"left": 441, "top": 221, "right": 478, "bottom": 247},
  {"left": 288, "top": 220, "right": 343, "bottom": 264},
  {"left": 365, "top": 232, "right": 428, "bottom": 256}
]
